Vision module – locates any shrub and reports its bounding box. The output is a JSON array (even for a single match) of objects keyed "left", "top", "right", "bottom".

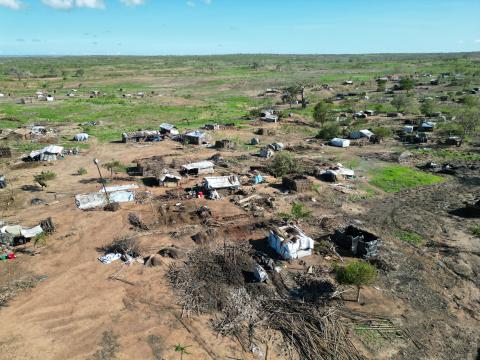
[
  {"left": 371, "top": 127, "right": 392, "bottom": 140},
  {"left": 267, "top": 152, "right": 300, "bottom": 178},
  {"left": 394, "top": 230, "right": 423, "bottom": 245},
  {"left": 470, "top": 225, "right": 480, "bottom": 238},
  {"left": 77, "top": 167, "right": 87, "bottom": 175},
  {"left": 335, "top": 260, "right": 377, "bottom": 302},
  {"left": 290, "top": 202, "right": 311, "bottom": 221},
  {"left": 316, "top": 122, "right": 340, "bottom": 140}
]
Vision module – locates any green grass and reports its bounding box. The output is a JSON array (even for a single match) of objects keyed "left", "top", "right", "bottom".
[
  {"left": 414, "top": 149, "right": 480, "bottom": 162},
  {"left": 370, "top": 166, "right": 444, "bottom": 193},
  {"left": 394, "top": 230, "right": 424, "bottom": 245}
]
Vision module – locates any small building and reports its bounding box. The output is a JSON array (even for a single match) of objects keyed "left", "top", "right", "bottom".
[
  {"left": 73, "top": 133, "right": 89, "bottom": 141},
  {"left": 0, "top": 147, "right": 12, "bottom": 159},
  {"left": 330, "top": 138, "right": 350, "bottom": 148},
  {"left": 420, "top": 121, "right": 436, "bottom": 132},
  {"left": 350, "top": 129, "right": 374, "bottom": 140},
  {"left": 204, "top": 123, "right": 220, "bottom": 131},
  {"left": 182, "top": 161, "right": 215, "bottom": 176},
  {"left": 215, "top": 139, "right": 236, "bottom": 149},
  {"left": 282, "top": 175, "right": 313, "bottom": 192},
  {"left": 185, "top": 130, "right": 206, "bottom": 145},
  {"left": 268, "top": 225, "right": 314, "bottom": 260},
  {"left": 403, "top": 125, "right": 414, "bottom": 133},
  {"left": 203, "top": 175, "right": 240, "bottom": 190},
  {"left": 159, "top": 123, "right": 179, "bottom": 135}
]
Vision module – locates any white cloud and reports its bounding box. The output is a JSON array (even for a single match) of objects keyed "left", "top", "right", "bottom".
[
  {"left": 42, "top": 0, "right": 74, "bottom": 9},
  {"left": 203, "top": 0, "right": 211, "bottom": 4},
  {"left": 474, "top": 39, "right": 480, "bottom": 43},
  {"left": 120, "top": 0, "right": 144, "bottom": 6},
  {"left": 75, "top": 0, "right": 105, "bottom": 8},
  {"left": 186, "top": 1, "right": 195, "bottom": 7},
  {"left": 0, "top": 0, "right": 23, "bottom": 9}
]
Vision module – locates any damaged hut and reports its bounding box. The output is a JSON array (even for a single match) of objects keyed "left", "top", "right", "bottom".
[
  {"left": 158, "top": 170, "right": 182, "bottom": 187},
  {"left": 331, "top": 225, "right": 380, "bottom": 259},
  {"left": 23, "top": 145, "right": 64, "bottom": 162},
  {"left": 0, "top": 147, "right": 11, "bottom": 159},
  {"left": 282, "top": 174, "right": 313, "bottom": 192},
  {"left": 159, "top": 123, "right": 179, "bottom": 136},
  {"left": 203, "top": 175, "right": 240, "bottom": 190},
  {"left": 215, "top": 139, "right": 236, "bottom": 149},
  {"left": 185, "top": 130, "right": 207, "bottom": 145},
  {"left": 268, "top": 225, "right": 314, "bottom": 260},
  {"left": 136, "top": 156, "right": 165, "bottom": 177},
  {"left": 122, "top": 130, "right": 162, "bottom": 143}
]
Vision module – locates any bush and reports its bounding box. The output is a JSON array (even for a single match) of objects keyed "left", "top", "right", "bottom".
[
  {"left": 267, "top": 152, "right": 300, "bottom": 178},
  {"left": 371, "top": 127, "right": 392, "bottom": 140},
  {"left": 470, "top": 225, "right": 480, "bottom": 238},
  {"left": 316, "top": 122, "right": 340, "bottom": 140},
  {"left": 77, "top": 167, "right": 87, "bottom": 175},
  {"left": 394, "top": 230, "right": 423, "bottom": 245},
  {"left": 34, "top": 171, "right": 56, "bottom": 182}
]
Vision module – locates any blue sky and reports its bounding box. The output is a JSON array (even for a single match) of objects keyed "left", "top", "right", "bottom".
[{"left": 1, "top": 0, "right": 479, "bottom": 55}]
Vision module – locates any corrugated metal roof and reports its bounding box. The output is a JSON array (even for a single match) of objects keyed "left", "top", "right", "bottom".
[
  {"left": 182, "top": 161, "right": 214, "bottom": 171},
  {"left": 203, "top": 175, "right": 240, "bottom": 189},
  {"left": 185, "top": 130, "right": 206, "bottom": 138}
]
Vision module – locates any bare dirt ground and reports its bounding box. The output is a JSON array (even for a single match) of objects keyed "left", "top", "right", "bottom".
[{"left": 0, "top": 120, "right": 479, "bottom": 360}]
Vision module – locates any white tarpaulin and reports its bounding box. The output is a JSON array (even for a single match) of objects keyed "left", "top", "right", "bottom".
[
  {"left": 75, "top": 184, "right": 138, "bottom": 210},
  {"left": 1, "top": 224, "right": 43, "bottom": 238},
  {"left": 268, "top": 225, "right": 314, "bottom": 260},
  {"left": 74, "top": 133, "right": 89, "bottom": 141}
]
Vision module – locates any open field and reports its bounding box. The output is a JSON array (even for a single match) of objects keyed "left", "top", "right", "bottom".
[{"left": 1, "top": 54, "right": 479, "bottom": 360}]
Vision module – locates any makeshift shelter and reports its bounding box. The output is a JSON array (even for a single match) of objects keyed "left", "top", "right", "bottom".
[
  {"left": 24, "top": 145, "right": 64, "bottom": 162},
  {"left": 267, "top": 143, "right": 284, "bottom": 151},
  {"left": 75, "top": 184, "right": 138, "bottom": 210},
  {"left": 136, "top": 156, "right": 165, "bottom": 177},
  {"left": 262, "top": 114, "right": 279, "bottom": 123},
  {"left": 282, "top": 175, "right": 312, "bottom": 192},
  {"left": 259, "top": 148, "right": 274, "bottom": 158},
  {"left": 185, "top": 131, "right": 206, "bottom": 145},
  {"left": 182, "top": 161, "right": 214, "bottom": 175},
  {"left": 268, "top": 225, "right": 314, "bottom": 260},
  {"left": 403, "top": 125, "right": 414, "bottom": 133},
  {"left": 0, "top": 147, "right": 11, "bottom": 159},
  {"left": 253, "top": 264, "right": 268, "bottom": 282},
  {"left": 122, "top": 130, "right": 162, "bottom": 143},
  {"left": 251, "top": 137, "right": 260, "bottom": 145},
  {"left": 73, "top": 133, "right": 89, "bottom": 141},
  {"left": 0, "top": 175, "right": 6, "bottom": 189},
  {"left": 159, "top": 123, "right": 179, "bottom": 135},
  {"left": 203, "top": 175, "right": 240, "bottom": 190},
  {"left": 421, "top": 122, "right": 436, "bottom": 132},
  {"left": 330, "top": 138, "right": 350, "bottom": 148},
  {"left": 350, "top": 129, "right": 374, "bottom": 140},
  {"left": 158, "top": 170, "right": 182, "bottom": 187},
  {"left": 215, "top": 139, "right": 236, "bottom": 149},
  {"left": 331, "top": 225, "right": 380, "bottom": 259}
]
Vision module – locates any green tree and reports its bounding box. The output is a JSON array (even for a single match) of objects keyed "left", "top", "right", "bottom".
[
  {"left": 420, "top": 99, "right": 437, "bottom": 116},
  {"left": 371, "top": 127, "right": 392, "bottom": 140},
  {"left": 75, "top": 69, "right": 85, "bottom": 78},
  {"left": 268, "top": 152, "right": 300, "bottom": 178},
  {"left": 313, "top": 100, "right": 333, "bottom": 127},
  {"left": 391, "top": 94, "right": 410, "bottom": 112},
  {"left": 399, "top": 77, "right": 415, "bottom": 93},
  {"left": 462, "top": 95, "right": 479, "bottom": 108},
  {"left": 336, "top": 260, "right": 377, "bottom": 303},
  {"left": 455, "top": 108, "right": 480, "bottom": 144}
]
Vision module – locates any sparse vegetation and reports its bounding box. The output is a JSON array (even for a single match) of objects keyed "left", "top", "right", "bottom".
[
  {"left": 395, "top": 230, "right": 424, "bottom": 245},
  {"left": 316, "top": 122, "right": 340, "bottom": 140},
  {"left": 470, "top": 225, "right": 480, "bottom": 238},
  {"left": 77, "top": 167, "right": 87, "bottom": 175}
]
